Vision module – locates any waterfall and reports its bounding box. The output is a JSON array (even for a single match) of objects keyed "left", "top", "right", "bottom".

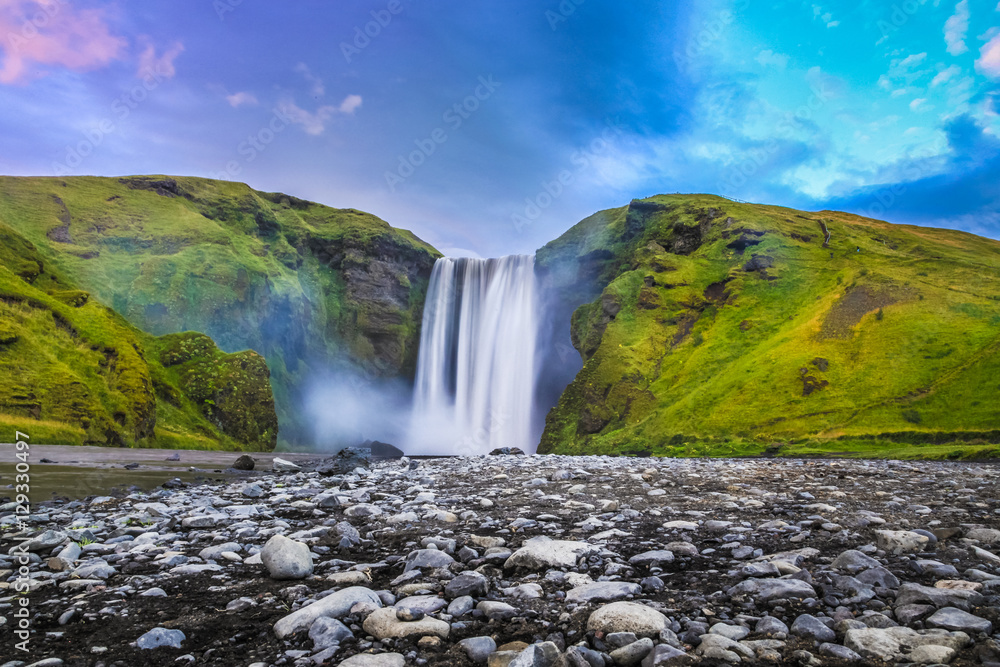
[{"left": 409, "top": 255, "right": 539, "bottom": 455}]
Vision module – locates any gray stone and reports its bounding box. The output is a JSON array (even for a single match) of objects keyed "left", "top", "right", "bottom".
[
  {"left": 180, "top": 514, "right": 226, "bottom": 529},
  {"left": 15, "top": 530, "right": 68, "bottom": 553},
  {"left": 856, "top": 566, "right": 899, "bottom": 589},
  {"left": 755, "top": 616, "right": 788, "bottom": 638},
  {"left": 336, "top": 654, "right": 405, "bottom": 667},
  {"left": 606, "top": 632, "right": 639, "bottom": 648},
  {"left": 509, "top": 642, "right": 560, "bottom": 667},
  {"left": 445, "top": 571, "right": 489, "bottom": 599},
  {"left": 273, "top": 586, "right": 382, "bottom": 639},
  {"left": 843, "top": 627, "right": 918, "bottom": 662},
  {"left": 362, "top": 606, "right": 450, "bottom": 639},
  {"left": 261, "top": 534, "right": 313, "bottom": 580},
  {"left": 566, "top": 581, "right": 641, "bottom": 603},
  {"left": 830, "top": 549, "right": 879, "bottom": 573},
  {"left": 309, "top": 616, "right": 352, "bottom": 649},
  {"left": 729, "top": 577, "right": 816, "bottom": 601},
  {"left": 875, "top": 530, "right": 929, "bottom": 554},
  {"left": 610, "top": 637, "right": 654, "bottom": 666},
  {"left": 894, "top": 604, "right": 935, "bottom": 625},
  {"left": 72, "top": 561, "right": 115, "bottom": 579},
  {"left": 925, "top": 606, "right": 992, "bottom": 633},
  {"left": 448, "top": 595, "right": 474, "bottom": 616},
  {"left": 404, "top": 548, "right": 455, "bottom": 572},
  {"left": 695, "top": 634, "right": 753, "bottom": 662},
  {"left": 641, "top": 644, "right": 694, "bottom": 666},
  {"left": 907, "top": 644, "right": 957, "bottom": 664},
  {"left": 198, "top": 542, "right": 241, "bottom": 561},
  {"left": 709, "top": 623, "right": 749, "bottom": 640},
  {"left": 504, "top": 536, "right": 598, "bottom": 570},
  {"left": 587, "top": 602, "right": 669, "bottom": 637},
  {"left": 628, "top": 550, "right": 674, "bottom": 566},
  {"left": 477, "top": 600, "right": 517, "bottom": 621},
  {"left": 231, "top": 454, "right": 255, "bottom": 470},
  {"left": 912, "top": 559, "right": 959, "bottom": 578},
  {"left": 895, "top": 582, "right": 983, "bottom": 611},
  {"left": 136, "top": 627, "right": 186, "bottom": 649},
  {"left": 344, "top": 503, "right": 382, "bottom": 518},
  {"left": 740, "top": 561, "right": 782, "bottom": 578},
  {"left": 395, "top": 606, "right": 423, "bottom": 621},
  {"left": 168, "top": 563, "right": 222, "bottom": 576},
  {"left": 965, "top": 528, "right": 1000, "bottom": 544},
  {"left": 271, "top": 457, "right": 300, "bottom": 471},
  {"left": 459, "top": 636, "right": 497, "bottom": 663},
  {"left": 395, "top": 595, "right": 447, "bottom": 615},
  {"left": 241, "top": 483, "right": 263, "bottom": 498},
  {"left": 790, "top": 614, "right": 835, "bottom": 643},
  {"left": 818, "top": 643, "right": 861, "bottom": 661},
  {"left": 226, "top": 597, "right": 255, "bottom": 611}
]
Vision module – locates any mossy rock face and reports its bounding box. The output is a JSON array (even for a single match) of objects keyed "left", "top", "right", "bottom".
[
  {"left": 154, "top": 333, "right": 278, "bottom": 450},
  {"left": 0, "top": 175, "right": 440, "bottom": 446},
  {"left": 0, "top": 222, "right": 275, "bottom": 451},
  {"left": 537, "top": 195, "right": 1000, "bottom": 457}
]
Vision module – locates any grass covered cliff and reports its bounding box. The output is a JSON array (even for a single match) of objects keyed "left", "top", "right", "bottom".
[
  {"left": 0, "top": 221, "right": 276, "bottom": 449},
  {"left": 537, "top": 194, "right": 1000, "bottom": 458},
  {"left": 0, "top": 176, "right": 440, "bottom": 447}
]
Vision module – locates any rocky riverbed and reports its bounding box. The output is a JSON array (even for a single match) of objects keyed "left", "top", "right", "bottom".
[{"left": 3, "top": 453, "right": 1000, "bottom": 667}]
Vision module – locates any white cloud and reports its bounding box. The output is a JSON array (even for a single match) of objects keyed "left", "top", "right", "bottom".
[
  {"left": 931, "top": 64, "right": 961, "bottom": 86},
  {"left": 278, "top": 94, "right": 363, "bottom": 135},
  {"left": 756, "top": 49, "right": 789, "bottom": 69},
  {"left": 810, "top": 5, "right": 839, "bottom": 28},
  {"left": 226, "top": 91, "right": 258, "bottom": 107},
  {"left": 137, "top": 38, "right": 184, "bottom": 80},
  {"left": 279, "top": 100, "right": 337, "bottom": 135},
  {"left": 945, "top": 0, "right": 969, "bottom": 56},
  {"left": 294, "top": 62, "right": 325, "bottom": 97},
  {"left": 910, "top": 98, "right": 929, "bottom": 111},
  {"left": 892, "top": 88, "right": 909, "bottom": 97},
  {"left": 977, "top": 34, "right": 1000, "bottom": 79},
  {"left": 338, "top": 94, "right": 363, "bottom": 114},
  {"left": 898, "top": 52, "right": 927, "bottom": 69}
]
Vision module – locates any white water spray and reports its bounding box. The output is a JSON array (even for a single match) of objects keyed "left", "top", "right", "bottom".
[{"left": 409, "top": 255, "right": 539, "bottom": 455}]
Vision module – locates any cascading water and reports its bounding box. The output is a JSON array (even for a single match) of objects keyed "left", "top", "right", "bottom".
[{"left": 409, "top": 255, "right": 539, "bottom": 455}]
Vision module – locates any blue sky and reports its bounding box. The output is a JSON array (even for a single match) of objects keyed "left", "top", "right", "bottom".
[{"left": 0, "top": 0, "right": 998, "bottom": 256}]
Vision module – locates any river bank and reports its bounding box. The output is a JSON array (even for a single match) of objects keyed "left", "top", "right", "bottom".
[{"left": 2, "top": 453, "right": 1000, "bottom": 666}]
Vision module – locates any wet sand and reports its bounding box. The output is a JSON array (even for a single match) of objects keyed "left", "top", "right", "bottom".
[{"left": 0, "top": 444, "right": 328, "bottom": 500}]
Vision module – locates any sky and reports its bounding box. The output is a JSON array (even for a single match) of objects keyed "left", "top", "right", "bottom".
[{"left": 0, "top": 0, "right": 998, "bottom": 257}]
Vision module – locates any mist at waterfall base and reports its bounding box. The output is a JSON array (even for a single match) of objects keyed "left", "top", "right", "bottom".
[{"left": 303, "top": 369, "right": 413, "bottom": 451}]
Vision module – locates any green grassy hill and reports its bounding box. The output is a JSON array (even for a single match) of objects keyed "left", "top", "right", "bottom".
[
  {"left": 0, "top": 176, "right": 440, "bottom": 446},
  {"left": 537, "top": 194, "right": 1000, "bottom": 458},
  {"left": 0, "top": 221, "right": 276, "bottom": 450}
]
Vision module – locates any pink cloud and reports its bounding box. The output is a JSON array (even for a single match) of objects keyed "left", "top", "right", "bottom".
[
  {"left": 136, "top": 36, "right": 183, "bottom": 80},
  {"left": 978, "top": 33, "right": 1000, "bottom": 80},
  {"left": 0, "top": 0, "right": 127, "bottom": 84}
]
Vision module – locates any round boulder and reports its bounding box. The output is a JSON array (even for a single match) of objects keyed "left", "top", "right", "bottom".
[
  {"left": 586, "top": 602, "right": 669, "bottom": 637},
  {"left": 261, "top": 534, "right": 314, "bottom": 580}
]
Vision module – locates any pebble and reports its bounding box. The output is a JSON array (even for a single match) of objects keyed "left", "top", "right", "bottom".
[
  {"left": 7, "top": 453, "right": 1000, "bottom": 666},
  {"left": 135, "top": 627, "right": 185, "bottom": 649}
]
